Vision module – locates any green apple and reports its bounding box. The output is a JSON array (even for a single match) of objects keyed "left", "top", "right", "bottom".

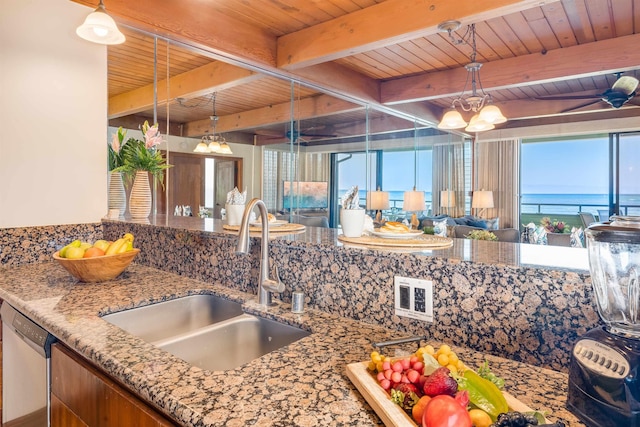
[
  {"left": 65, "top": 246, "right": 85, "bottom": 259},
  {"left": 93, "top": 240, "right": 110, "bottom": 252},
  {"left": 59, "top": 239, "right": 81, "bottom": 257}
]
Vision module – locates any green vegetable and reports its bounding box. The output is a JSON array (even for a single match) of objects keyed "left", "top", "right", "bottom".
[
  {"left": 477, "top": 361, "right": 505, "bottom": 389},
  {"left": 457, "top": 369, "right": 509, "bottom": 420}
]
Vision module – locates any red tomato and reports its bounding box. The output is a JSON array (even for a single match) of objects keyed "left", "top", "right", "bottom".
[{"left": 422, "top": 395, "right": 472, "bottom": 427}]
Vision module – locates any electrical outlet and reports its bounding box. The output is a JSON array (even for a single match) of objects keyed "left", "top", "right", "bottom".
[{"left": 394, "top": 276, "right": 433, "bottom": 322}]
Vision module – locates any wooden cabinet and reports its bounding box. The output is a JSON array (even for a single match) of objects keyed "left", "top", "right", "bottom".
[{"left": 51, "top": 343, "right": 176, "bottom": 427}]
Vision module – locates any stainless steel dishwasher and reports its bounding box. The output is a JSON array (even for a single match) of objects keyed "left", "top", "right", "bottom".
[{"left": 2, "top": 301, "right": 56, "bottom": 427}]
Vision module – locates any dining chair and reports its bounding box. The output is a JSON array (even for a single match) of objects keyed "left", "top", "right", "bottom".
[
  {"left": 597, "top": 209, "right": 611, "bottom": 222},
  {"left": 579, "top": 212, "right": 597, "bottom": 228}
]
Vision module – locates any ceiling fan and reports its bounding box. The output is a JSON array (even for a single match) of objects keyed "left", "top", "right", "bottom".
[
  {"left": 255, "top": 121, "right": 338, "bottom": 144},
  {"left": 535, "top": 73, "right": 640, "bottom": 112}
]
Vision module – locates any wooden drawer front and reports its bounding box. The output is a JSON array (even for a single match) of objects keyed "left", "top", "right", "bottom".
[{"left": 51, "top": 343, "right": 176, "bottom": 427}]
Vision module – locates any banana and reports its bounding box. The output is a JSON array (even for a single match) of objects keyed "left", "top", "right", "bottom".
[
  {"left": 123, "top": 233, "right": 134, "bottom": 242},
  {"left": 105, "top": 238, "right": 126, "bottom": 256}
]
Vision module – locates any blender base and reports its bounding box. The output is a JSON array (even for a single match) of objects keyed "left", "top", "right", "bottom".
[{"left": 567, "top": 326, "right": 640, "bottom": 427}]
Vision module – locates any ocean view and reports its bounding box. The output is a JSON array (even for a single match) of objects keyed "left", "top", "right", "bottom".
[{"left": 348, "top": 190, "right": 640, "bottom": 216}]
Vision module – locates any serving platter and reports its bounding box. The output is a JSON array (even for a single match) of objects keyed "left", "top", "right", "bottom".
[
  {"left": 223, "top": 223, "right": 306, "bottom": 233},
  {"left": 370, "top": 229, "right": 425, "bottom": 239},
  {"left": 250, "top": 220, "right": 289, "bottom": 227},
  {"left": 338, "top": 234, "right": 453, "bottom": 249},
  {"left": 346, "top": 360, "right": 541, "bottom": 427}
]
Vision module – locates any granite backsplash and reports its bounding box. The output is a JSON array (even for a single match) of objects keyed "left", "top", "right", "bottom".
[{"left": 0, "top": 218, "right": 598, "bottom": 372}]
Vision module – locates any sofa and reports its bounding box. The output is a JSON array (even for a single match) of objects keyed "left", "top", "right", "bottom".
[{"left": 452, "top": 225, "right": 521, "bottom": 243}]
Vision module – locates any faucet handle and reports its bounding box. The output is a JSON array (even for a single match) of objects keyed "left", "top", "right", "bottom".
[{"left": 263, "top": 263, "right": 285, "bottom": 293}]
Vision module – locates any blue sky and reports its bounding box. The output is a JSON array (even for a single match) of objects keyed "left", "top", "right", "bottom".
[{"left": 339, "top": 136, "right": 640, "bottom": 195}]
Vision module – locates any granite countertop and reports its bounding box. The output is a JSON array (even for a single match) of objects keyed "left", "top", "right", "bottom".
[
  {"left": 114, "top": 215, "right": 590, "bottom": 273},
  {"left": 0, "top": 261, "right": 583, "bottom": 426}
]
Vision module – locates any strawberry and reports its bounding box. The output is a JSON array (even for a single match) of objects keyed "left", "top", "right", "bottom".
[
  {"left": 391, "top": 383, "right": 421, "bottom": 411},
  {"left": 422, "top": 367, "right": 458, "bottom": 397}
]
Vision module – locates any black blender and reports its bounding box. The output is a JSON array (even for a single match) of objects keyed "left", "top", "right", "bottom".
[{"left": 568, "top": 216, "right": 640, "bottom": 427}]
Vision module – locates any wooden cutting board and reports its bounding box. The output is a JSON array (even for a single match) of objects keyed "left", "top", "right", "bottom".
[{"left": 346, "top": 361, "right": 542, "bottom": 427}]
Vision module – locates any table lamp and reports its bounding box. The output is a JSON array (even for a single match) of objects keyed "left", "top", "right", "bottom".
[
  {"left": 440, "top": 190, "right": 456, "bottom": 215},
  {"left": 366, "top": 188, "right": 390, "bottom": 223},
  {"left": 472, "top": 190, "right": 494, "bottom": 218},
  {"left": 403, "top": 188, "right": 426, "bottom": 230}
]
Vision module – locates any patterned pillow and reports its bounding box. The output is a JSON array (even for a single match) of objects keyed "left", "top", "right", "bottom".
[
  {"left": 570, "top": 227, "right": 585, "bottom": 248},
  {"left": 485, "top": 217, "right": 500, "bottom": 230},
  {"left": 433, "top": 218, "right": 448, "bottom": 237},
  {"left": 533, "top": 226, "right": 548, "bottom": 245}
]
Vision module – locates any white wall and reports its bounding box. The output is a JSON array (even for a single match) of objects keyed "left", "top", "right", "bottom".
[{"left": 0, "top": 0, "right": 107, "bottom": 228}]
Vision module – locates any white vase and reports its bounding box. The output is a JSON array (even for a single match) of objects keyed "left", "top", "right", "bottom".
[
  {"left": 107, "top": 171, "right": 126, "bottom": 215},
  {"left": 129, "top": 171, "right": 152, "bottom": 219}
]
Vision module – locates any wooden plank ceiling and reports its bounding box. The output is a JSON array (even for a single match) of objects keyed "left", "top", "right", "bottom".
[{"left": 81, "top": 0, "right": 640, "bottom": 144}]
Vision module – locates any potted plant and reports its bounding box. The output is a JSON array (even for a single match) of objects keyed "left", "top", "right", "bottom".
[
  {"left": 114, "top": 121, "right": 172, "bottom": 219},
  {"left": 466, "top": 229, "right": 498, "bottom": 241},
  {"left": 107, "top": 126, "right": 128, "bottom": 215},
  {"left": 540, "top": 217, "right": 568, "bottom": 234}
]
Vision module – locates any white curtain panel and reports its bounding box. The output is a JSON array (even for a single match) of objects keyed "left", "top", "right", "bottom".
[
  {"left": 475, "top": 138, "right": 521, "bottom": 228},
  {"left": 432, "top": 141, "right": 466, "bottom": 217}
]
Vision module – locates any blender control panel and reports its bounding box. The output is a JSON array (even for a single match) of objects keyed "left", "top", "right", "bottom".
[{"left": 573, "top": 339, "right": 630, "bottom": 378}]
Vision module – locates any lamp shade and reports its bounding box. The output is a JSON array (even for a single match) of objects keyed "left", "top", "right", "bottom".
[
  {"left": 366, "top": 191, "right": 390, "bottom": 210},
  {"left": 218, "top": 141, "right": 233, "bottom": 154},
  {"left": 208, "top": 139, "right": 221, "bottom": 152},
  {"left": 471, "top": 190, "right": 494, "bottom": 209},
  {"left": 479, "top": 104, "right": 507, "bottom": 124},
  {"left": 437, "top": 109, "right": 467, "bottom": 130},
  {"left": 193, "top": 140, "right": 209, "bottom": 153},
  {"left": 403, "top": 190, "right": 426, "bottom": 212},
  {"left": 440, "top": 190, "right": 456, "bottom": 208},
  {"left": 465, "top": 114, "right": 495, "bottom": 132},
  {"left": 76, "top": 3, "right": 125, "bottom": 45}
]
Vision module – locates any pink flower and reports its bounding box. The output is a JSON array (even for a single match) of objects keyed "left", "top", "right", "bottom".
[
  {"left": 111, "top": 132, "right": 120, "bottom": 152},
  {"left": 144, "top": 124, "right": 162, "bottom": 149}
]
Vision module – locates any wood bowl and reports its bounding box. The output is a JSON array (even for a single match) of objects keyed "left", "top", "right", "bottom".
[{"left": 53, "top": 248, "right": 140, "bottom": 282}]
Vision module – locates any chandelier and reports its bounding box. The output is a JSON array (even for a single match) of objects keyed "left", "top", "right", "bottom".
[
  {"left": 193, "top": 93, "right": 233, "bottom": 154},
  {"left": 436, "top": 22, "right": 506, "bottom": 132}
]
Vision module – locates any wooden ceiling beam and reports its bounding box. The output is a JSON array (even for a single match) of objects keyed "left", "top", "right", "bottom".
[
  {"left": 382, "top": 33, "right": 640, "bottom": 104},
  {"left": 71, "top": 0, "right": 277, "bottom": 67},
  {"left": 182, "top": 94, "right": 362, "bottom": 138},
  {"left": 277, "top": 0, "right": 557, "bottom": 69},
  {"left": 108, "top": 62, "right": 259, "bottom": 119}
]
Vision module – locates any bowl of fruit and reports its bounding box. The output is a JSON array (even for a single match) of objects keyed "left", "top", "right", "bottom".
[{"left": 53, "top": 233, "right": 139, "bottom": 282}]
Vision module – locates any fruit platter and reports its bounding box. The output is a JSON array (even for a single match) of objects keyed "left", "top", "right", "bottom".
[{"left": 346, "top": 343, "right": 564, "bottom": 427}]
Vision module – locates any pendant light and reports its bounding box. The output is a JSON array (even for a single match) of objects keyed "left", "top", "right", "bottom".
[
  {"left": 436, "top": 22, "right": 506, "bottom": 132},
  {"left": 192, "top": 93, "right": 232, "bottom": 155},
  {"left": 403, "top": 123, "right": 426, "bottom": 229},
  {"left": 76, "top": 0, "right": 125, "bottom": 45}
]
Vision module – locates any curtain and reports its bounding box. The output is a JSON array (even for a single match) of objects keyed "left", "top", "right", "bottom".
[
  {"left": 432, "top": 140, "right": 466, "bottom": 217},
  {"left": 475, "top": 138, "right": 520, "bottom": 228}
]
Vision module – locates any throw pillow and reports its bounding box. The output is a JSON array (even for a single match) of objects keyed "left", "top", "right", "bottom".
[
  {"left": 433, "top": 218, "right": 448, "bottom": 237},
  {"left": 570, "top": 227, "right": 585, "bottom": 248},
  {"left": 468, "top": 219, "right": 488, "bottom": 229},
  {"left": 485, "top": 217, "right": 500, "bottom": 230}
]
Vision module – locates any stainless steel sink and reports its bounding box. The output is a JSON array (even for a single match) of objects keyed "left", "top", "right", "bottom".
[
  {"left": 102, "top": 294, "right": 244, "bottom": 342},
  {"left": 155, "top": 314, "right": 310, "bottom": 371},
  {"left": 102, "top": 294, "right": 310, "bottom": 371}
]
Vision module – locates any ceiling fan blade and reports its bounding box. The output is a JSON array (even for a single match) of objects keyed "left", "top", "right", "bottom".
[
  {"left": 560, "top": 99, "right": 602, "bottom": 113},
  {"left": 254, "top": 129, "right": 284, "bottom": 137},
  {"left": 300, "top": 133, "right": 338, "bottom": 138},
  {"left": 612, "top": 76, "right": 639, "bottom": 95},
  {"left": 535, "top": 94, "right": 603, "bottom": 101}
]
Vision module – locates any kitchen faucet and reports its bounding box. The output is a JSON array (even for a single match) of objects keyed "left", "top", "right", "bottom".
[{"left": 235, "top": 198, "right": 285, "bottom": 306}]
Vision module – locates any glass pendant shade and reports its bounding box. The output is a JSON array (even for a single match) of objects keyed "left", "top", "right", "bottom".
[
  {"left": 437, "top": 109, "right": 467, "bottom": 129},
  {"left": 193, "top": 140, "right": 209, "bottom": 153},
  {"left": 478, "top": 104, "right": 507, "bottom": 124},
  {"left": 366, "top": 191, "right": 390, "bottom": 210},
  {"left": 403, "top": 190, "right": 426, "bottom": 212},
  {"left": 208, "top": 139, "right": 221, "bottom": 152},
  {"left": 465, "top": 114, "right": 495, "bottom": 132},
  {"left": 218, "top": 142, "right": 233, "bottom": 154},
  {"left": 76, "top": 2, "right": 125, "bottom": 45}
]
